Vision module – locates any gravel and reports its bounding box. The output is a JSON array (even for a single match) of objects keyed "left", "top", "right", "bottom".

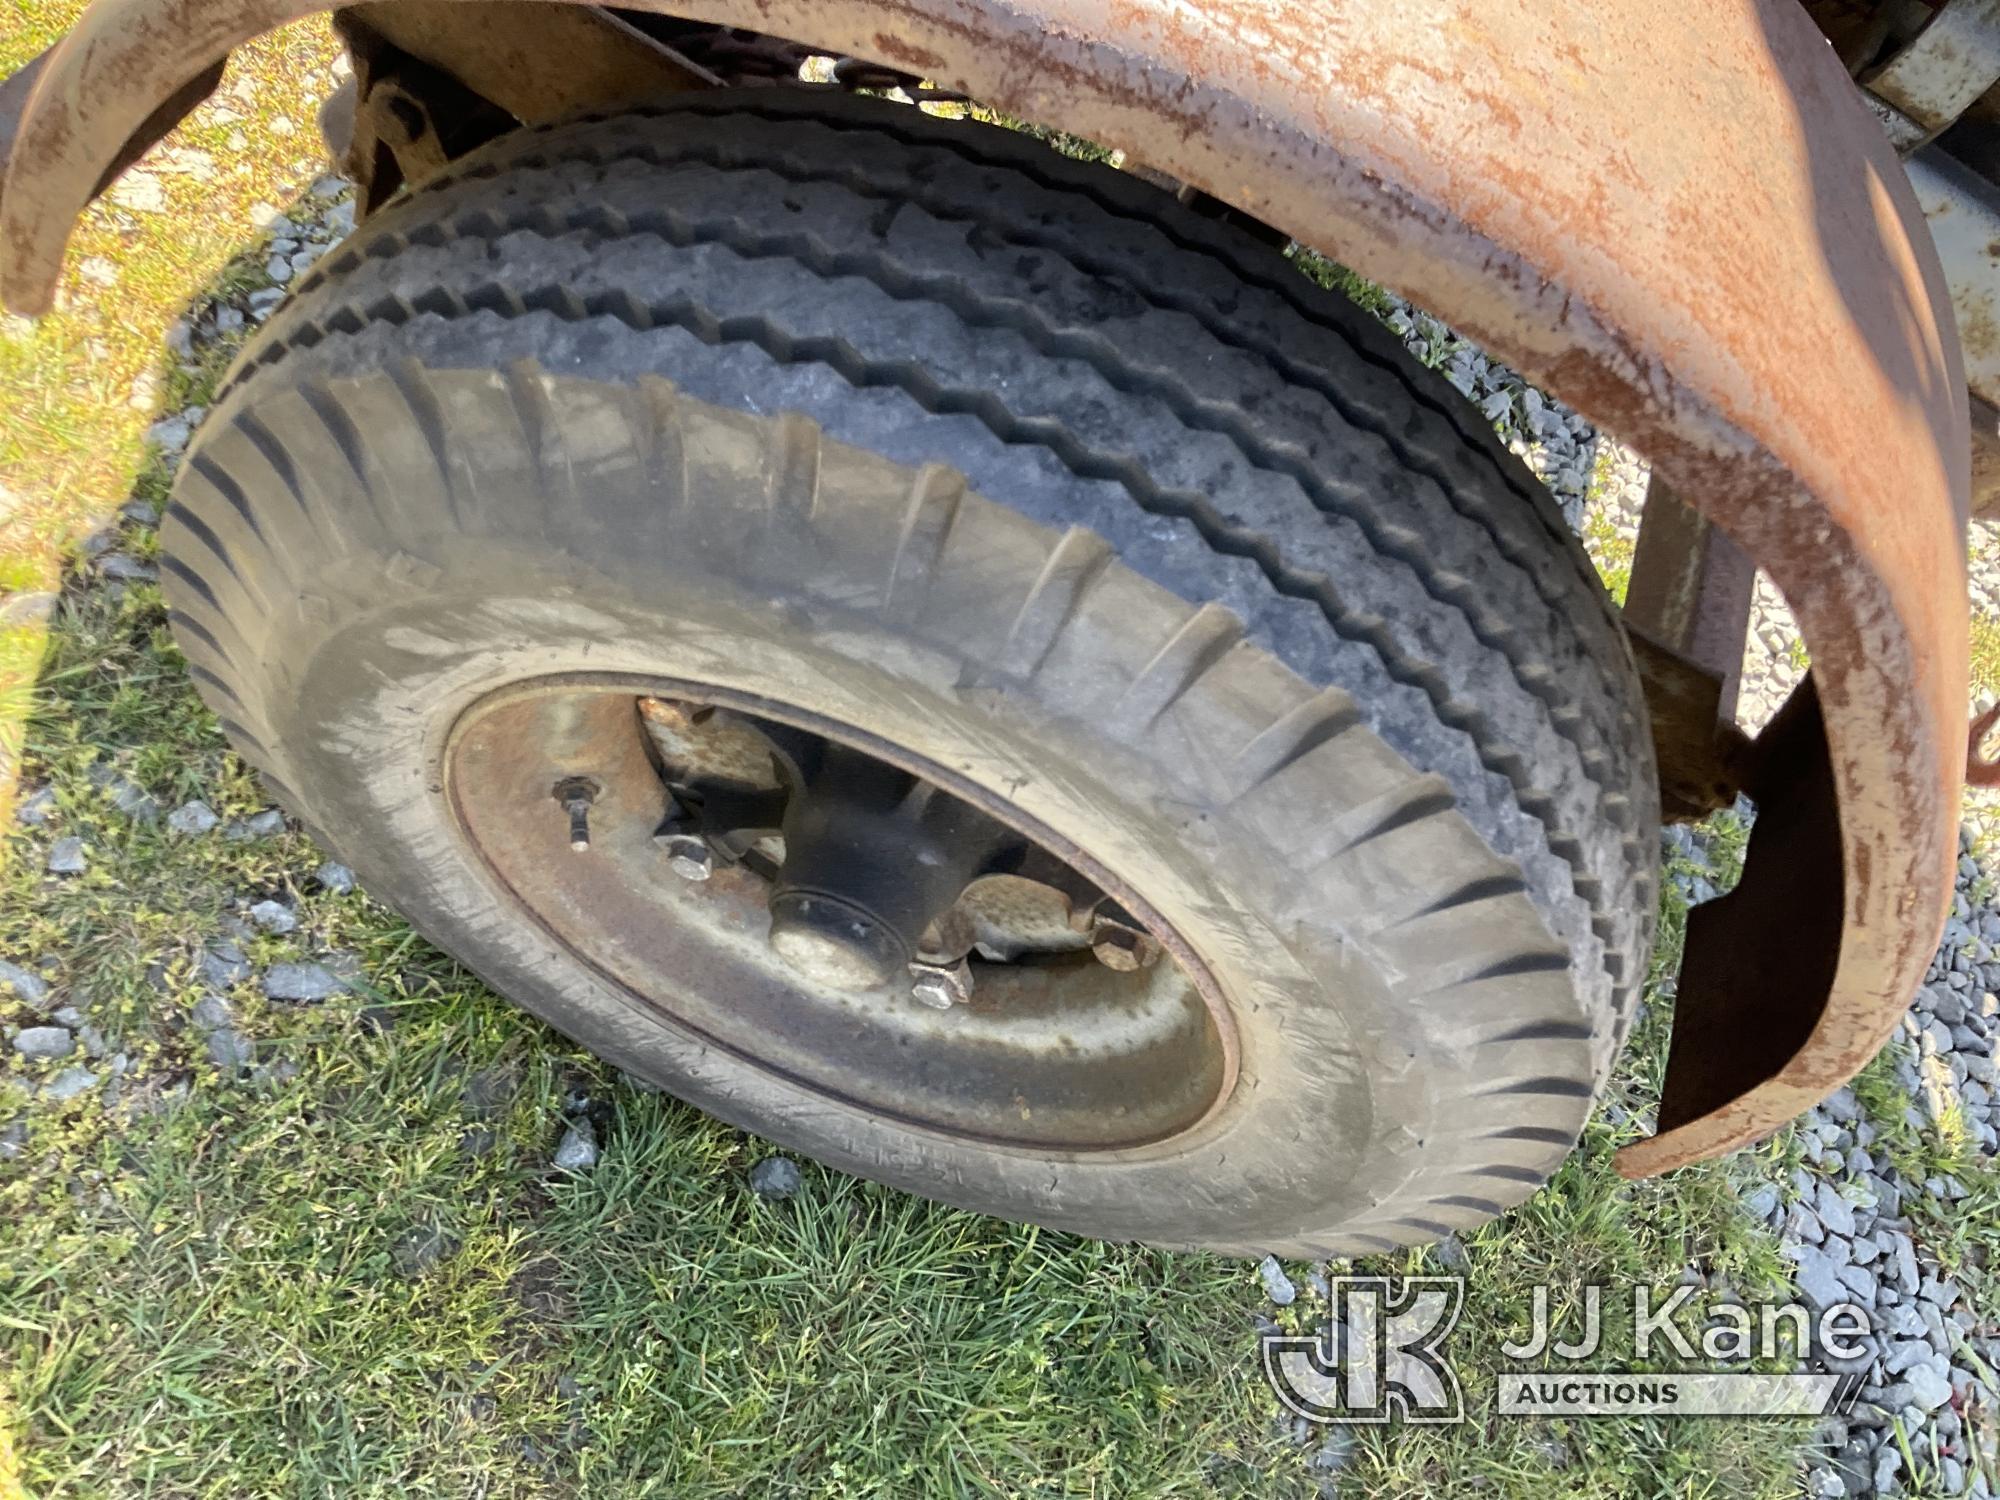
[
  {"left": 748, "top": 1156, "right": 802, "bottom": 1200},
  {"left": 94, "top": 553, "right": 157, "bottom": 584},
  {"left": 42, "top": 1067, "right": 98, "bottom": 1102},
  {"left": 223, "top": 809, "right": 288, "bottom": 842},
  {"left": 263, "top": 963, "right": 343, "bottom": 1002},
  {"left": 316, "top": 861, "right": 356, "bottom": 894},
  {"left": 1259, "top": 1255, "right": 1299, "bottom": 1307},
  {"left": 199, "top": 941, "right": 253, "bottom": 990},
  {"left": 45, "top": 837, "right": 86, "bottom": 874},
  {"left": 1781, "top": 824, "right": 2000, "bottom": 1496},
  {"left": 90, "top": 766, "right": 160, "bottom": 821},
  {"left": 553, "top": 1118, "right": 600, "bottom": 1172},
  {"left": 12, "top": 1026, "right": 73, "bottom": 1060},
  {"left": 247, "top": 900, "right": 297, "bottom": 934},
  {"left": 206, "top": 1028, "right": 255, "bottom": 1069},
  {"left": 0, "top": 959, "right": 51, "bottom": 1010},
  {"left": 167, "top": 800, "right": 219, "bottom": 835},
  {"left": 14, "top": 786, "right": 55, "bottom": 826}
]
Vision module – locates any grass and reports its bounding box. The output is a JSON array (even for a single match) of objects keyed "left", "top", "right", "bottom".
[
  {"left": 0, "top": 29, "right": 1963, "bottom": 1500},
  {"left": 0, "top": 6, "right": 345, "bottom": 821}
]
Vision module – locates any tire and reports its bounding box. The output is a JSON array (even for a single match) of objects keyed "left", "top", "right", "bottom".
[{"left": 163, "top": 89, "right": 1658, "bottom": 1257}]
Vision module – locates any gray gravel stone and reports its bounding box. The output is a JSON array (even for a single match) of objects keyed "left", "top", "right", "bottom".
[
  {"left": 97, "top": 772, "right": 160, "bottom": 821},
  {"left": 0, "top": 959, "right": 51, "bottom": 1010},
  {"left": 1834, "top": 1264, "right": 1878, "bottom": 1303},
  {"left": 1875, "top": 1449, "right": 1901, "bottom": 1492},
  {"left": 315, "top": 861, "right": 356, "bottom": 894},
  {"left": 42, "top": 1066, "right": 97, "bottom": 1101},
  {"left": 263, "top": 963, "right": 342, "bottom": 1002},
  {"left": 224, "top": 809, "right": 287, "bottom": 841},
  {"left": 1816, "top": 1182, "right": 1857, "bottom": 1237},
  {"left": 748, "top": 1155, "right": 802, "bottom": 1200},
  {"left": 1905, "top": 1362, "right": 1954, "bottom": 1413},
  {"left": 1259, "top": 1255, "right": 1298, "bottom": 1307},
  {"left": 247, "top": 900, "right": 297, "bottom": 934},
  {"left": 95, "top": 552, "right": 157, "bottom": 583},
  {"left": 144, "top": 413, "right": 192, "bottom": 453},
  {"left": 206, "top": 1028, "right": 254, "bottom": 1069},
  {"left": 553, "top": 1118, "right": 599, "bottom": 1172},
  {"left": 199, "top": 942, "right": 252, "bottom": 990},
  {"left": 1790, "top": 1245, "right": 1848, "bottom": 1310},
  {"left": 12, "top": 1026, "right": 72, "bottom": 1060},
  {"left": 166, "top": 800, "right": 218, "bottom": 835},
  {"left": 45, "top": 837, "right": 86, "bottom": 874}
]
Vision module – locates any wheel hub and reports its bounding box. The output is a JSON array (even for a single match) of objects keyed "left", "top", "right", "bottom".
[{"left": 442, "top": 676, "right": 1229, "bottom": 1151}]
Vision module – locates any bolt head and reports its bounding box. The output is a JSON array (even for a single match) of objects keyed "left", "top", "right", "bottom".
[
  {"left": 908, "top": 957, "right": 973, "bottom": 1009},
  {"left": 657, "top": 832, "right": 714, "bottom": 881},
  {"left": 1090, "top": 919, "right": 1160, "bottom": 972}
]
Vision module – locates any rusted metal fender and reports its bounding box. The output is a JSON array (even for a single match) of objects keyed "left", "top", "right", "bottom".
[{"left": 0, "top": 0, "right": 1970, "bottom": 1175}]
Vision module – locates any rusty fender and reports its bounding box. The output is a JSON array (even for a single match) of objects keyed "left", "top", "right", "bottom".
[{"left": 0, "top": 0, "right": 1970, "bottom": 1176}]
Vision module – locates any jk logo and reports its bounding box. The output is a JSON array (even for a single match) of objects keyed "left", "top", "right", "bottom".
[{"left": 1261, "top": 1275, "right": 1466, "bottom": 1424}]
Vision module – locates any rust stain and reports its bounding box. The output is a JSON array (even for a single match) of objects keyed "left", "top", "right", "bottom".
[{"left": 868, "top": 30, "right": 943, "bottom": 70}]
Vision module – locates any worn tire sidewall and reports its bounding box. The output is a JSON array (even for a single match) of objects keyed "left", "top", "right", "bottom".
[{"left": 269, "top": 525, "right": 1424, "bottom": 1248}]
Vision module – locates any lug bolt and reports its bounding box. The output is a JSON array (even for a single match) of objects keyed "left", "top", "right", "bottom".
[
  {"left": 651, "top": 793, "right": 715, "bottom": 881},
  {"left": 908, "top": 957, "right": 973, "bottom": 1009},
  {"left": 658, "top": 831, "right": 715, "bottom": 882},
  {"left": 552, "top": 777, "right": 599, "bottom": 852},
  {"left": 1089, "top": 916, "right": 1161, "bottom": 972}
]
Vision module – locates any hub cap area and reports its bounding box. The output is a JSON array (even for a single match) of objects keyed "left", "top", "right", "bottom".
[{"left": 443, "top": 678, "right": 1229, "bottom": 1151}]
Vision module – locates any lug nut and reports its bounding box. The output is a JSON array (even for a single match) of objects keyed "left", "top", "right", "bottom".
[
  {"left": 656, "top": 831, "right": 714, "bottom": 881},
  {"left": 1089, "top": 916, "right": 1161, "bottom": 972},
  {"left": 908, "top": 957, "right": 973, "bottom": 1009},
  {"left": 552, "top": 777, "right": 599, "bottom": 852}
]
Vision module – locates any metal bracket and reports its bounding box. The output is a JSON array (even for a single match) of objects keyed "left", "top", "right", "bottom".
[{"left": 1623, "top": 477, "right": 1759, "bottom": 821}]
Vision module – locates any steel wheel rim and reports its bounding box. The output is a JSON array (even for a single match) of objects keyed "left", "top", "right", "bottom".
[{"left": 442, "top": 673, "right": 1237, "bottom": 1152}]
